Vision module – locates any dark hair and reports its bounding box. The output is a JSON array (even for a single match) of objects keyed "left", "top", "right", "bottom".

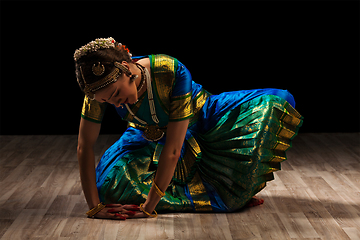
[{"left": 74, "top": 42, "right": 132, "bottom": 92}]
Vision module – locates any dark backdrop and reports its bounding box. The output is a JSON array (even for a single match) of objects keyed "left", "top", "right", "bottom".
[{"left": 1, "top": 1, "right": 359, "bottom": 135}]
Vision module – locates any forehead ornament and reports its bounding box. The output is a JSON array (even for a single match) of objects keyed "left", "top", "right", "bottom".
[
  {"left": 92, "top": 62, "right": 105, "bottom": 76},
  {"left": 74, "top": 37, "right": 134, "bottom": 100},
  {"left": 80, "top": 62, "right": 130, "bottom": 100}
]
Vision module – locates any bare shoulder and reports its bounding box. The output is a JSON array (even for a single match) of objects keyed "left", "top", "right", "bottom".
[{"left": 137, "top": 57, "right": 150, "bottom": 70}]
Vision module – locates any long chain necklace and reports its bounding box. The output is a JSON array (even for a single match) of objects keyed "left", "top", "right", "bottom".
[
  {"left": 135, "top": 63, "right": 145, "bottom": 93},
  {"left": 125, "top": 66, "right": 164, "bottom": 141}
]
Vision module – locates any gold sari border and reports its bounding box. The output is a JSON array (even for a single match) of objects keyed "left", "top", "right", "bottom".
[
  {"left": 193, "top": 89, "right": 211, "bottom": 115},
  {"left": 151, "top": 54, "right": 177, "bottom": 115},
  {"left": 188, "top": 172, "right": 213, "bottom": 212},
  {"left": 169, "top": 93, "right": 194, "bottom": 121},
  {"left": 81, "top": 95, "right": 107, "bottom": 123},
  {"left": 171, "top": 92, "right": 192, "bottom": 101}
]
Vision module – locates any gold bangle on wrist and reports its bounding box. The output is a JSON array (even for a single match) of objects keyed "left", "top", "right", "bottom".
[
  {"left": 86, "top": 202, "right": 106, "bottom": 218},
  {"left": 153, "top": 182, "right": 165, "bottom": 198},
  {"left": 140, "top": 203, "right": 158, "bottom": 218}
]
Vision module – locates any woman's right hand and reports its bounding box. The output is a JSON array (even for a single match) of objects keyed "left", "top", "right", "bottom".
[{"left": 93, "top": 204, "right": 140, "bottom": 220}]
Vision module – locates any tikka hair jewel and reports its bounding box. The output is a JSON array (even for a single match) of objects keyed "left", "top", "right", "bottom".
[
  {"left": 81, "top": 61, "right": 129, "bottom": 100},
  {"left": 92, "top": 62, "right": 105, "bottom": 76},
  {"left": 75, "top": 37, "right": 134, "bottom": 100}
]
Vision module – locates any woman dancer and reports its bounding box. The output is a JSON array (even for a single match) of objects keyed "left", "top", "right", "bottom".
[{"left": 74, "top": 37, "right": 303, "bottom": 219}]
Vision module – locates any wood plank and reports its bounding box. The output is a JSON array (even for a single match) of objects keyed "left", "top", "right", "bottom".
[
  {"left": 0, "top": 133, "right": 359, "bottom": 240},
  {"left": 0, "top": 209, "right": 47, "bottom": 239},
  {"left": 304, "top": 211, "right": 351, "bottom": 240},
  {"left": 277, "top": 212, "right": 320, "bottom": 239}
]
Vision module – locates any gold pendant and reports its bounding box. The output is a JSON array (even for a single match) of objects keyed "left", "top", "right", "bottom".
[
  {"left": 142, "top": 125, "right": 164, "bottom": 142},
  {"left": 92, "top": 62, "right": 105, "bottom": 76}
]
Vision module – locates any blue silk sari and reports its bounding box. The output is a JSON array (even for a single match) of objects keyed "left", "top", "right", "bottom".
[{"left": 81, "top": 54, "right": 303, "bottom": 212}]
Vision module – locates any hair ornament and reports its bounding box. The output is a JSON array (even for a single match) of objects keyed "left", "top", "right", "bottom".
[
  {"left": 114, "top": 61, "right": 131, "bottom": 76},
  {"left": 122, "top": 45, "right": 129, "bottom": 53},
  {"left": 81, "top": 61, "right": 132, "bottom": 100},
  {"left": 74, "top": 37, "right": 116, "bottom": 61},
  {"left": 122, "top": 45, "right": 133, "bottom": 57},
  {"left": 75, "top": 37, "right": 133, "bottom": 99},
  {"left": 74, "top": 37, "right": 133, "bottom": 61},
  {"left": 92, "top": 62, "right": 105, "bottom": 76},
  {"left": 82, "top": 65, "right": 121, "bottom": 100}
]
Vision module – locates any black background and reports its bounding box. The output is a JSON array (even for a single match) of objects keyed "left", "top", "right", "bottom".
[{"left": 0, "top": 1, "right": 359, "bottom": 135}]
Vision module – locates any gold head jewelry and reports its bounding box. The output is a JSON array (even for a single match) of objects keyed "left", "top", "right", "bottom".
[
  {"left": 114, "top": 62, "right": 131, "bottom": 76},
  {"left": 75, "top": 37, "right": 134, "bottom": 99},
  {"left": 80, "top": 62, "right": 127, "bottom": 100},
  {"left": 92, "top": 62, "right": 105, "bottom": 76}
]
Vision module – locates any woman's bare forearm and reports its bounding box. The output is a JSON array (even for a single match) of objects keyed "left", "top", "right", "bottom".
[
  {"left": 143, "top": 120, "right": 189, "bottom": 213},
  {"left": 77, "top": 118, "right": 102, "bottom": 209},
  {"left": 144, "top": 147, "right": 179, "bottom": 211},
  {"left": 77, "top": 145, "right": 101, "bottom": 209}
]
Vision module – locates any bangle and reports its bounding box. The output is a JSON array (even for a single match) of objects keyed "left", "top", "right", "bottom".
[
  {"left": 153, "top": 182, "right": 165, "bottom": 198},
  {"left": 86, "top": 202, "right": 106, "bottom": 217},
  {"left": 139, "top": 203, "right": 158, "bottom": 218}
]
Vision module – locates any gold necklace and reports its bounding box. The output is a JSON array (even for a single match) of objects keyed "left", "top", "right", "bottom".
[
  {"left": 125, "top": 67, "right": 164, "bottom": 142},
  {"left": 135, "top": 63, "right": 145, "bottom": 93}
]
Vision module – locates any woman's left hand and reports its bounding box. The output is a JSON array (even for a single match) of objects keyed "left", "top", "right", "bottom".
[
  {"left": 127, "top": 211, "right": 149, "bottom": 218},
  {"left": 126, "top": 203, "right": 155, "bottom": 219},
  {"left": 106, "top": 203, "right": 156, "bottom": 219}
]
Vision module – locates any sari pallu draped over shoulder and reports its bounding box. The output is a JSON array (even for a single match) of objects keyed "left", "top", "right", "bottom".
[{"left": 82, "top": 54, "right": 303, "bottom": 213}]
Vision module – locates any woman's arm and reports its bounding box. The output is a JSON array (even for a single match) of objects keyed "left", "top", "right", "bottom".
[
  {"left": 137, "top": 57, "right": 193, "bottom": 216},
  {"left": 77, "top": 117, "right": 102, "bottom": 209},
  {"left": 141, "top": 119, "right": 190, "bottom": 214},
  {"left": 77, "top": 118, "right": 140, "bottom": 219}
]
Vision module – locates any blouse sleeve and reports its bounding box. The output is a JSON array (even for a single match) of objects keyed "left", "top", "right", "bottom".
[
  {"left": 169, "top": 60, "right": 194, "bottom": 121},
  {"left": 81, "top": 95, "right": 107, "bottom": 123}
]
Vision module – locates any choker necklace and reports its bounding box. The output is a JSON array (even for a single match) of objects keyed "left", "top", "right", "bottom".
[{"left": 124, "top": 67, "right": 164, "bottom": 141}]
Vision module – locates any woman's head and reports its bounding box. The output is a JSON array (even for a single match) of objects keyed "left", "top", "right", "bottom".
[{"left": 74, "top": 37, "right": 138, "bottom": 105}]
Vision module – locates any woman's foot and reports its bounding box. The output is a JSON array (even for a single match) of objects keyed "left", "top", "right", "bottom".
[{"left": 245, "top": 196, "right": 264, "bottom": 208}]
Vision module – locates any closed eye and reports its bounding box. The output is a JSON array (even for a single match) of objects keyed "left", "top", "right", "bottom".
[{"left": 107, "top": 89, "right": 117, "bottom": 101}]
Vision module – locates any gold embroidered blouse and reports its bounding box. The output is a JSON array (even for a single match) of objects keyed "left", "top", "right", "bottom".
[{"left": 81, "top": 54, "right": 209, "bottom": 125}]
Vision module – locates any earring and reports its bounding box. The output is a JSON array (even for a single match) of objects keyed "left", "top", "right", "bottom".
[
  {"left": 125, "top": 70, "right": 132, "bottom": 77},
  {"left": 130, "top": 74, "right": 138, "bottom": 82}
]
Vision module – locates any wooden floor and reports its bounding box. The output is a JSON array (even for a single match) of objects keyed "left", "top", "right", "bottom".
[{"left": 0, "top": 133, "right": 359, "bottom": 240}]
